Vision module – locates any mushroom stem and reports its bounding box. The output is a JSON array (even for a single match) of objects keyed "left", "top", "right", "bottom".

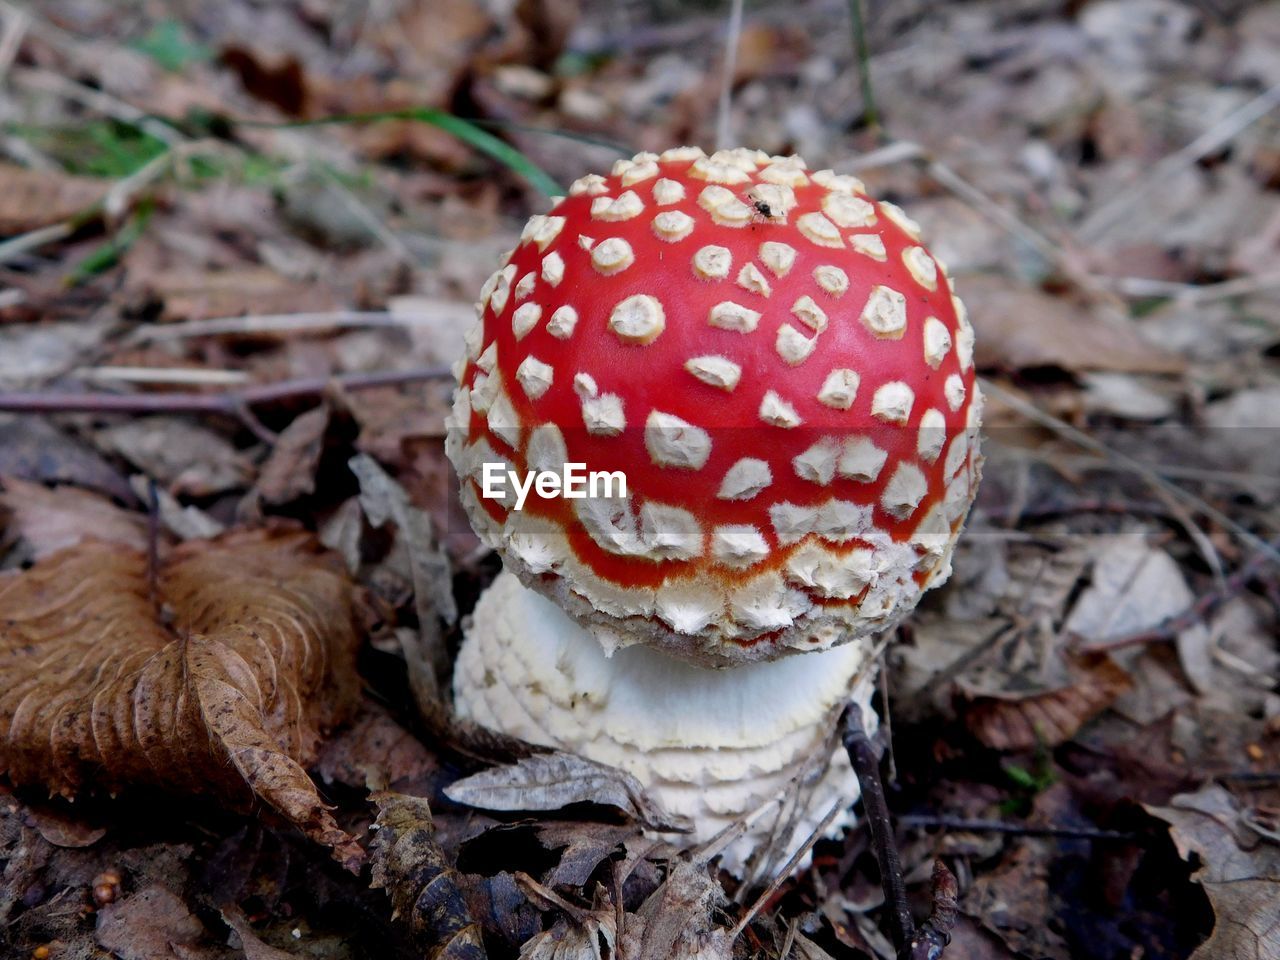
[{"left": 454, "top": 571, "right": 879, "bottom": 878}]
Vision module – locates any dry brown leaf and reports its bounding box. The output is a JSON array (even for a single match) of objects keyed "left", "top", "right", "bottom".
[
  {"left": 961, "top": 652, "right": 1133, "bottom": 751},
  {"left": 95, "top": 885, "right": 214, "bottom": 960},
  {"left": 255, "top": 405, "right": 330, "bottom": 506},
  {"left": 0, "top": 476, "right": 149, "bottom": 560},
  {"left": 0, "top": 527, "right": 364, "bottom": 868},
  {"left": 0, "top": 163, "right": 107, "bottom": 234},
  {"left": 1148, "top": 785, "right": 1280, "bottom": 960},
  {"left": 369, "top": 791, "right": 488, "bottom": 960},
  {"left": 620, "top": 860, "right": 732, "bottom": 960},
  {"left": 962, "top": 274, "right": 1185, "bottom": 375}
]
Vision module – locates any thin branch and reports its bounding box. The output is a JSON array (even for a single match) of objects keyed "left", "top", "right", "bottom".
[
  {"left": 715, "top": 0, "right": 745, "bottom": 150},
  {"left": 0, "top": 366, "right": 453, "bottom": 417},
  {"left": 1079, "top": 80, "right": 1280, "bottom": 242},
  {"left": 842, "top": 705, "right": 914, "bottom": 956},
  {"left": 980, "top": 378, "right": 1280, "bottom": 567},
  {"left": 728, "top": 799, "right": 844, "bottom": 941},
  {"left": 126, "top": 307, "right": 471, "bottom": 344},
  {"left": 898, "top": 815, "right": 1139, "bottom": 842}
]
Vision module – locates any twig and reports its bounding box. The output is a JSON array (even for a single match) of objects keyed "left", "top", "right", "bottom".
[
  {"left": 907, "top": 861, "right": 957, "bottom": 960},
  {"left": 73, "top": 366, "right": 251, "bottom": 387},
  {"left": 728, "top": 799, "right": 844, "bottom": 941},
  {"left": 1079, "top": 80, "right": 1280, "bottom": 242},
  {"left": 0, "top": 221, "right": 75, "bottom": 265},
  {"left": 980, "top": 378, "right": 1280, "bottom": 568},
  {"left": 847, "top": 0, "right": 879, "bottom": 134},
  {"left": 1099, "top": 270, "right": 1280, "bottom": 305},
  {"left": 146, "top": 477, "right": 160, "bottom": 613},
  {"left": 126, "top": 308, "right": 470, "bottom": 343},
  {"left": 715, "top": 0, "right": 745, "bottom": 150},
  {"left": 841, "top": 705, "right": 914, "bottom": 956},
  {"left": 898, "top": 815, "right": 1138, "bottom": 842},
  {"left": 11, "top": 66, "right": 185, "bottom": 145},
  {"left": 0, "top": 366, "right": 453, "bottom": 417},
  {"left": 843, "top": 139, "right": 1092, "bottom": 293}
]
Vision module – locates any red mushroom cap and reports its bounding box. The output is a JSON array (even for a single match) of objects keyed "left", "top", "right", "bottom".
[{"left": 446, "top": 147, "right": 982, "bottom": 666}]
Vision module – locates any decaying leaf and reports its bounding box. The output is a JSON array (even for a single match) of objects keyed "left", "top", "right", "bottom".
[
  {"left": 619, "top": 859, "right": 732, "bottom": 960},
  {"left": 516, "top": 882, "right": 617, "bottom": 960},
  {"left": 963, "top": 274, "right": 1185, "bottom": 375},
  {"left": 444, "top": 753, "right": 692, "bottom": 834},
  {"left": 350, "top": 453, "right": 455, "bottom": 706},
  {"left": 94, "top": 416, "right": 255, "bottom": 497},
  {"left": 961, "top": 652, "right": 1133, "bottom": 751},
  {"left": 369, "top": 791, "right": 487, "bottom": 960},
  {"left": 254, "top": 405, "right": 330, "bottom": 506},
  {"left": 0, "top": 476, "right": 148, "bottom": 559},
  {"left": 1148, "top": 785, "right": 1280, "bottom": 960},
  {"left": 0, "top": 528, "right": 364, "bottom": 868},
  {"left": 95, "top": 885, "right": 213, "bottom": 960}
]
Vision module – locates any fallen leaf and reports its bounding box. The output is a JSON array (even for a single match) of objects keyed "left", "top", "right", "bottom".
[
  {"left": 94, "top": 416, "right": 254, "bottom": 497},
  {"left": 0, "top": 163, "right": 107, "bottom": 233},
  {"left": 314, "top": 703, "right": 438, "bottom": 792},
  {"left": 0, "top": 527, "right": 364, "bottom": 868},
  {"left": 254, "top": 405, "right": 330, "bottom": 506},
  {"left": 1062, "top": 538, "right": 1198, "bottom": 644},
  {"left": 0, "top": 416, "right": 134, "bottom": 503},
  {"left": 444, "top": 753, "right": 691, "bottom": 834},
  {"left": 0, "top": 476, "right": 149, "bottom": 559},
  {"left": 95, "top": 885, "right": 213, "bottom": 960},
  {"left": 961, "top": 651, "right": 1133, "bottom": 751},
  {"left": 22, "top": 801, "right": 108, "bottom": 849},
  {"left": 369, "top": 791, "right": 488, "bottom": 960},
  {"left": 351, "top": 453, "right": 455, "bottom": 705},
  {"left": 1148, "top": 784, "right": 1280, "bottom": 960},
  {"left": 620, "top": 859, "right": 731, "bottom": 960},
  {"left": 962, "top": 274, "right": 1185, "bottom": 375}
]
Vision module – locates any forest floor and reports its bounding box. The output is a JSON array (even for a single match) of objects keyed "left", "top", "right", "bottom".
[{"left": 0, "top": 0, "right": 1278, "bottom": 958}]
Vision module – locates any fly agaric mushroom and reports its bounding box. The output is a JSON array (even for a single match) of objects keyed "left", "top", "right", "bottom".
[{"left": 446, "top": 147, "right": 981, "bottom": 869}]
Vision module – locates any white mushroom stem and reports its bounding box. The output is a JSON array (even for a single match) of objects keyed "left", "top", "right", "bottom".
[{"left": 453, "top": 571, "right": 878, "bottom": 878}]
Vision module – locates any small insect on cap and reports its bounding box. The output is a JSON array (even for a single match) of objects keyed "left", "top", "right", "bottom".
[{"left": 447, "top": 147, "right": 982, "bottom": 667}]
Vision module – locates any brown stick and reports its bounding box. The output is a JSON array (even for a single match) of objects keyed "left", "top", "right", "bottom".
[
  {"left": 0, "top": 366, "right": 453, "bottom": 416},
  {"left": 841, "top": 705, "right": 915, "bottom": 958},
  {"left": 907, "top": 860, "right": 957, "bottom": 960}
]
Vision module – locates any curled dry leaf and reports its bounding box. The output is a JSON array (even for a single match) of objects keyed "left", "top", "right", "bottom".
[
  {"left": 1148, "top": 785, "right": 1280, "bottom": 960},
  {"left": 444, "top": 752, "right": 692, "bottom": 834},
  {"left": 961, "top": 652, "right": 1132, "bottom": 751},
  {"left": 0, "top": 528, "right": 364, "bottom": 869},
  {"left": 369, "top": 791, "right": 487, "bottom": 960}
]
